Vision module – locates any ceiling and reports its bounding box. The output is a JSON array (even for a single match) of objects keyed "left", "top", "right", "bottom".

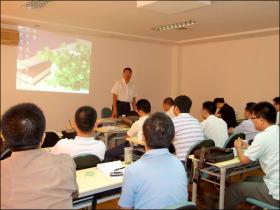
[{"left": 1, "top": 1, "right": 279, "bottom": 44}]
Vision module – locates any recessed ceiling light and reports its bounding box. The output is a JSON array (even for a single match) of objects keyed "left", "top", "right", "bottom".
[
  {"left": 23, "top": 1, "right": 50, "bottom": 9},
  {"left": 153, "top": 20, "right": 196, "bottom": 32}
]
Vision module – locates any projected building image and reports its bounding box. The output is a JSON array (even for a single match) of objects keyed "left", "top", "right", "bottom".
[{"left": 17, "top": 26, "right": 92, "bottom": 94}]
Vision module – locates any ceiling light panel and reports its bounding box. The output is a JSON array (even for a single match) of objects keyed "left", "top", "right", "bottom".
[
  {"left": 23, "top": 1, "right": 50, "bottom": 9},
  {"left": 153, "top": 20, "right": 196, "bottom": 32}
]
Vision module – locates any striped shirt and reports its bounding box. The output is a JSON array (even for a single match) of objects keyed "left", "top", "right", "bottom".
[{"left": 172, "top": 113, "right": 204, "bottom": 161}]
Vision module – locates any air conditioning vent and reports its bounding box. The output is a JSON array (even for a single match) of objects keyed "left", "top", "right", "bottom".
[{"left": 1, "top": 28, "right": 19, "bottom": 46}]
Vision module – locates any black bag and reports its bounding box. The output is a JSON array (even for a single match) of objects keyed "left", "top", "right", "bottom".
[{"left": 194, "top": 147, "right": 234, "bottom": 163}]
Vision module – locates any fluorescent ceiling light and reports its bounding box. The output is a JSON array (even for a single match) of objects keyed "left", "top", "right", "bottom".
[
  {"left": 153, "top": 20, "right": 196, "bottom": 32},
  {"left": 23, "top": 1, "right": 50, "bottom": 9}
]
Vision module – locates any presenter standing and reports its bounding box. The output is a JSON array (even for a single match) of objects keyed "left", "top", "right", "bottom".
[{"left": 111, "top": 67, "right": 137, "bottom": 118}]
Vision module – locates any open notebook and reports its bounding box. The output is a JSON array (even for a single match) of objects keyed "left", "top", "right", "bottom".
[{"left": 97, "top": 160, "right": 125, "bottom": 177}]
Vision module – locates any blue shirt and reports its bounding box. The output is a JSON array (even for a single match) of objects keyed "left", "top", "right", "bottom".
[{"left": 118, "top": 148, "right": 187, "bottom": 209}]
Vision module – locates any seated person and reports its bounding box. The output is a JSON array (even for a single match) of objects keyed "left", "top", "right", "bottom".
[
  {"left": 163, "top": 97, "right": 175, "bottom": 118},
  {"left": 273, "top": 96, "right": 280, "bottom": 125},
  {"left": 1, "top": 103, "right": 78, "bottom": 209},
  {"left": 51, "top": 106, "right": 106, "bottom": 161},
  {"left": 225, "top": 102, "right": 279, "bottom": 209},
  {"left": 214, "top": 97, "right": 237, "bottom": 133},
  {"left": 234, "top": 102, "right": 259, "bottom": 142},
  {"left": 118, "top": 112, "right": 187, "bottom": 209},
  {"left": 104, "top": 99, "right": 151, "bottom": 162},
  {"left": 201, "top": 101, "right": 228, "bottom": 147}
]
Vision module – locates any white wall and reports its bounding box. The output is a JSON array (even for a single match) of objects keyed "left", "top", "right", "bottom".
[
  {"left": 179, "top": 34, "right": 279, "bottom": 120},
  {"left": 1, "top": 34, "right": 174, "bottom": 131}
]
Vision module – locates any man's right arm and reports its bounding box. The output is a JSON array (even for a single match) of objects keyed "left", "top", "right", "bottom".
[{"left": 111, "top": 94, "right": 118, "bottom": 118}]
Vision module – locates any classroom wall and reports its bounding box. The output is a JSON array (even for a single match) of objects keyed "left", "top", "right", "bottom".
[
  {"left": 179, "top": 34, "right": 279, "bottom": 120},
  {"left": 1, "top": 34, "right": 174, "bottom": 131}
]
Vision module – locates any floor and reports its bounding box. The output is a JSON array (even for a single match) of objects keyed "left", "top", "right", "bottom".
[{"left": 94, "top": 168, "right": 263, "bottom": 209}]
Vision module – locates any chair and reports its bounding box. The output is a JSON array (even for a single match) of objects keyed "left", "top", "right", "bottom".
[
  {"left": 246, "top": 197, "right": 279, "bottom": 209},
  {"left": 73, "top": 154, "right": 101, "bottom": 170},
  {"left": 223, "top": 133, "right": 245, "bottom": 149},
  {"left": 41, "top": 131, "right": 60, "bottom": 148},
  {"left": 164, "top": 201, "right": 197, "bottom": 209},
  {"left": 62, "top": 130, "right": 77, "bottom": 139},
  {"left": 101, "top": 107, "right": 112, "bottom": 118}
]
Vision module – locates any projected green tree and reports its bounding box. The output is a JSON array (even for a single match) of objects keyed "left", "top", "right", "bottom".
[{"left": 38, "top": 42, "right": 91, "bottom": 91}]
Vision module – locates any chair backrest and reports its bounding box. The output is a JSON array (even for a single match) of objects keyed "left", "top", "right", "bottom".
[
  {"left": 101, "top": 107, "right": 112, "bottom": 118},
  {"left": 73, "top": 154, "right": 101, "bottom": 170},
  {"left": 246, "top": 197, "right": 279, "bottom": 209},
  {"left": 185, "top": 139, "right": 215, "bottom": 170},
  {"left": 164, "top": 201, "right": 197, "bottom": 209},
  {"left": 223, "top": 133, "right": 245, "bottom": 149},
  {"left": 41, "top": 131, "right": 60, "bottom": 148}
]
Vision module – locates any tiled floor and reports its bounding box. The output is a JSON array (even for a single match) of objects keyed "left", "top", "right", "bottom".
[{"left": 95, "top": 169, "right": 263, "bottom": 209}]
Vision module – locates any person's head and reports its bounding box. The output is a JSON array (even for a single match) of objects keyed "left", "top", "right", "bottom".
[
  {"left": 251, "top": 102, "right": 276, "bottom": 131},
  {"left": 122, "top": 67, "right": 132, "bottom": 83},
  {"left": 163, "top": 97, "right": 174, "bottom": 112},
  {"left": 213, "top": 97, "right": 225, "bottom": 109},
  {"left": 1, "top": 103, "right": 46, "bottom": 151},
  {"left": 202, "top": 101, "right": 216, "bottom": 119},
  {"left": 143, "top": 112, "right": 175, "bottom": 150},
  {"left": 174, "top": 95, "right": 192, "bottom": 115},
  {"left": 136, "top": 99, "right": 151, "bottom": 116},
  {"left": 74, "top": 106, "right": 97, "bottom": 134},
  {"left": 273, "top": 97, "right": 280, "bottom": 111},
  {"left": 244, "top": 102, "right": 256, "bottom": 119}
]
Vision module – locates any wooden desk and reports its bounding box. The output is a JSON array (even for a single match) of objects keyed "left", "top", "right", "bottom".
[
  {"left": 189, "top": 155, "right": 260, "bottom": 209},
  {"left": 73, "top": 163, "right": 128, "bottom": 209},
  {"left": 95, "top": 126, "right": 129, "bottom": 148},
  {"left": 126, "top": 137, "right": 145, "bottom": 146}
]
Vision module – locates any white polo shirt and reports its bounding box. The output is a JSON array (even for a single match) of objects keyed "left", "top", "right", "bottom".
[
  {"left": 172, "top": 113, "right": 204, "bottom": 161},
  {"left": 127, "top": 115, "right": 149, "bottom": 140},
  {"left": 201, "top": 115, "right": 228, "bottom": 148},
  {"left": 244, "top": 125, "right": 279, "bottom": 200},
  {"left": 51, "top": 136, "right": 106, "bottom": 161},
  {"left": 111, "top": 79, "right": 137, "bottom": 102}
]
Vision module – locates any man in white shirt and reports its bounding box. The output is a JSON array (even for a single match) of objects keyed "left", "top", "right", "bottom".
[
  {"left": 104, "top": 99, "right": 151, "bottom": 162},
  {"left": 163, "top": 97, "right": 176, "bottom": 118},
  {"left": 234, "top": 102, "right": 259, "bottom": 142},
  {"left": 273, "top": 97, "right": 280, "bottom": 125},
  {"left": 172, "top": 95, "right": 204, "bottom": 162},
  {"left": 51, "top": 106, "right": 106, "bottom": 161},
  {"left": 201, "top": 101, "right": 228, "bottom": 147},
  {"left": 111, "top": 67, "right": 137, "bottom": 117},
  {"left": 225, "top": 102, "right": 279, "bottom": 209}
]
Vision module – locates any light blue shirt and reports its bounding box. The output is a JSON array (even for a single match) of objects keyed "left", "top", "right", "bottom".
[
  {"left": 234, "top": 119, "right": 258, "bottom": 141},
  {"left": 118, "top": 148, "right": 187, "bottom": 209},
  {"left": 244, "top": 125, "right": 279, "bottom": 200}
]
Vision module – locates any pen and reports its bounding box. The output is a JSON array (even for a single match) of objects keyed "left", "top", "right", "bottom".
[{"left": 114, "top": 167, "right": 125, "bottom": 171}]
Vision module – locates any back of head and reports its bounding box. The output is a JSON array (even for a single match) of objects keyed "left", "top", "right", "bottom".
[
  {"left": 123, "top": 67, "right": 132, "bottom": 73},
  {"left": 75, "top": 106, "right": 97, "bottom": 133},
  {"left": 203, "top": 101, "right": 216, "bottom": 115},
  {"left": 143, "top": 112, "right": 175, "bottom": 149},
  {"left": 213, "top": 97, "right": 224, "bottom": 106},
  {"left": 252, "top": 102, "right": 276, "bottom": 124},
  {"left": 245, "top": 102, "right": 257, "bottom": 114},
  {"left": 174, "top": 95, "right": 192, "bottom": 113},
  {"left": 273, "top": 97, "right": 280, "bottom": 105},
  {"left": 136, "top": 99, "right": 151, "bottom": 114},
  {"left": 1, "top": 103, "right": 46, "bottom": 151},
  {"left": 163, "top": 97, "right": 174, "bottom": 106}
]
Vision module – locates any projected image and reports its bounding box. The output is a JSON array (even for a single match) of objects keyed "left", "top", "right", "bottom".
[{"left": 16, "top": 26, "right": 92, "bottom": 94}]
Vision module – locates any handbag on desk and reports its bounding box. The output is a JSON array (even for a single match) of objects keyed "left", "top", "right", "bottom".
[{"left": 194, "top": 147, "right": 234, "bottom": 163}]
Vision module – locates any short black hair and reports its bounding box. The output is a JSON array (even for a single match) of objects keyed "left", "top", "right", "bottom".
[
  {"left": 75, "top": 106, "right": 97, "bottom": 132},
  {"left": 143, "top": 112, "right": 174, "bottom": 149},
  {"left": 273, "top": 97, "right": 280, "bottom": 105},
  {"left": 245, "top": 102, "right": 256, "bottom": 114},
  {"left": 163, "top": 97, "right": 174, "bottom": 106},
  {"left": 213, "top": 97, "right": 225, "bottom": 105},
  {"left": 252, "top": 102, "right": 276, "bottom": 124},
  {"left": 136, "top": 99, "right": 151, "bottom": 114},
  {"left": 203, "top": 101, "right": 216, "bottom": 115},
  {"left": 174, "top": 95, "right": 192, "bottom": 113},
  {"left": 123, "top": 67, "right": 132, "bottom": 73},
  {"left": 1, "top": 103, "right": 46, "bottom": 151}
]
